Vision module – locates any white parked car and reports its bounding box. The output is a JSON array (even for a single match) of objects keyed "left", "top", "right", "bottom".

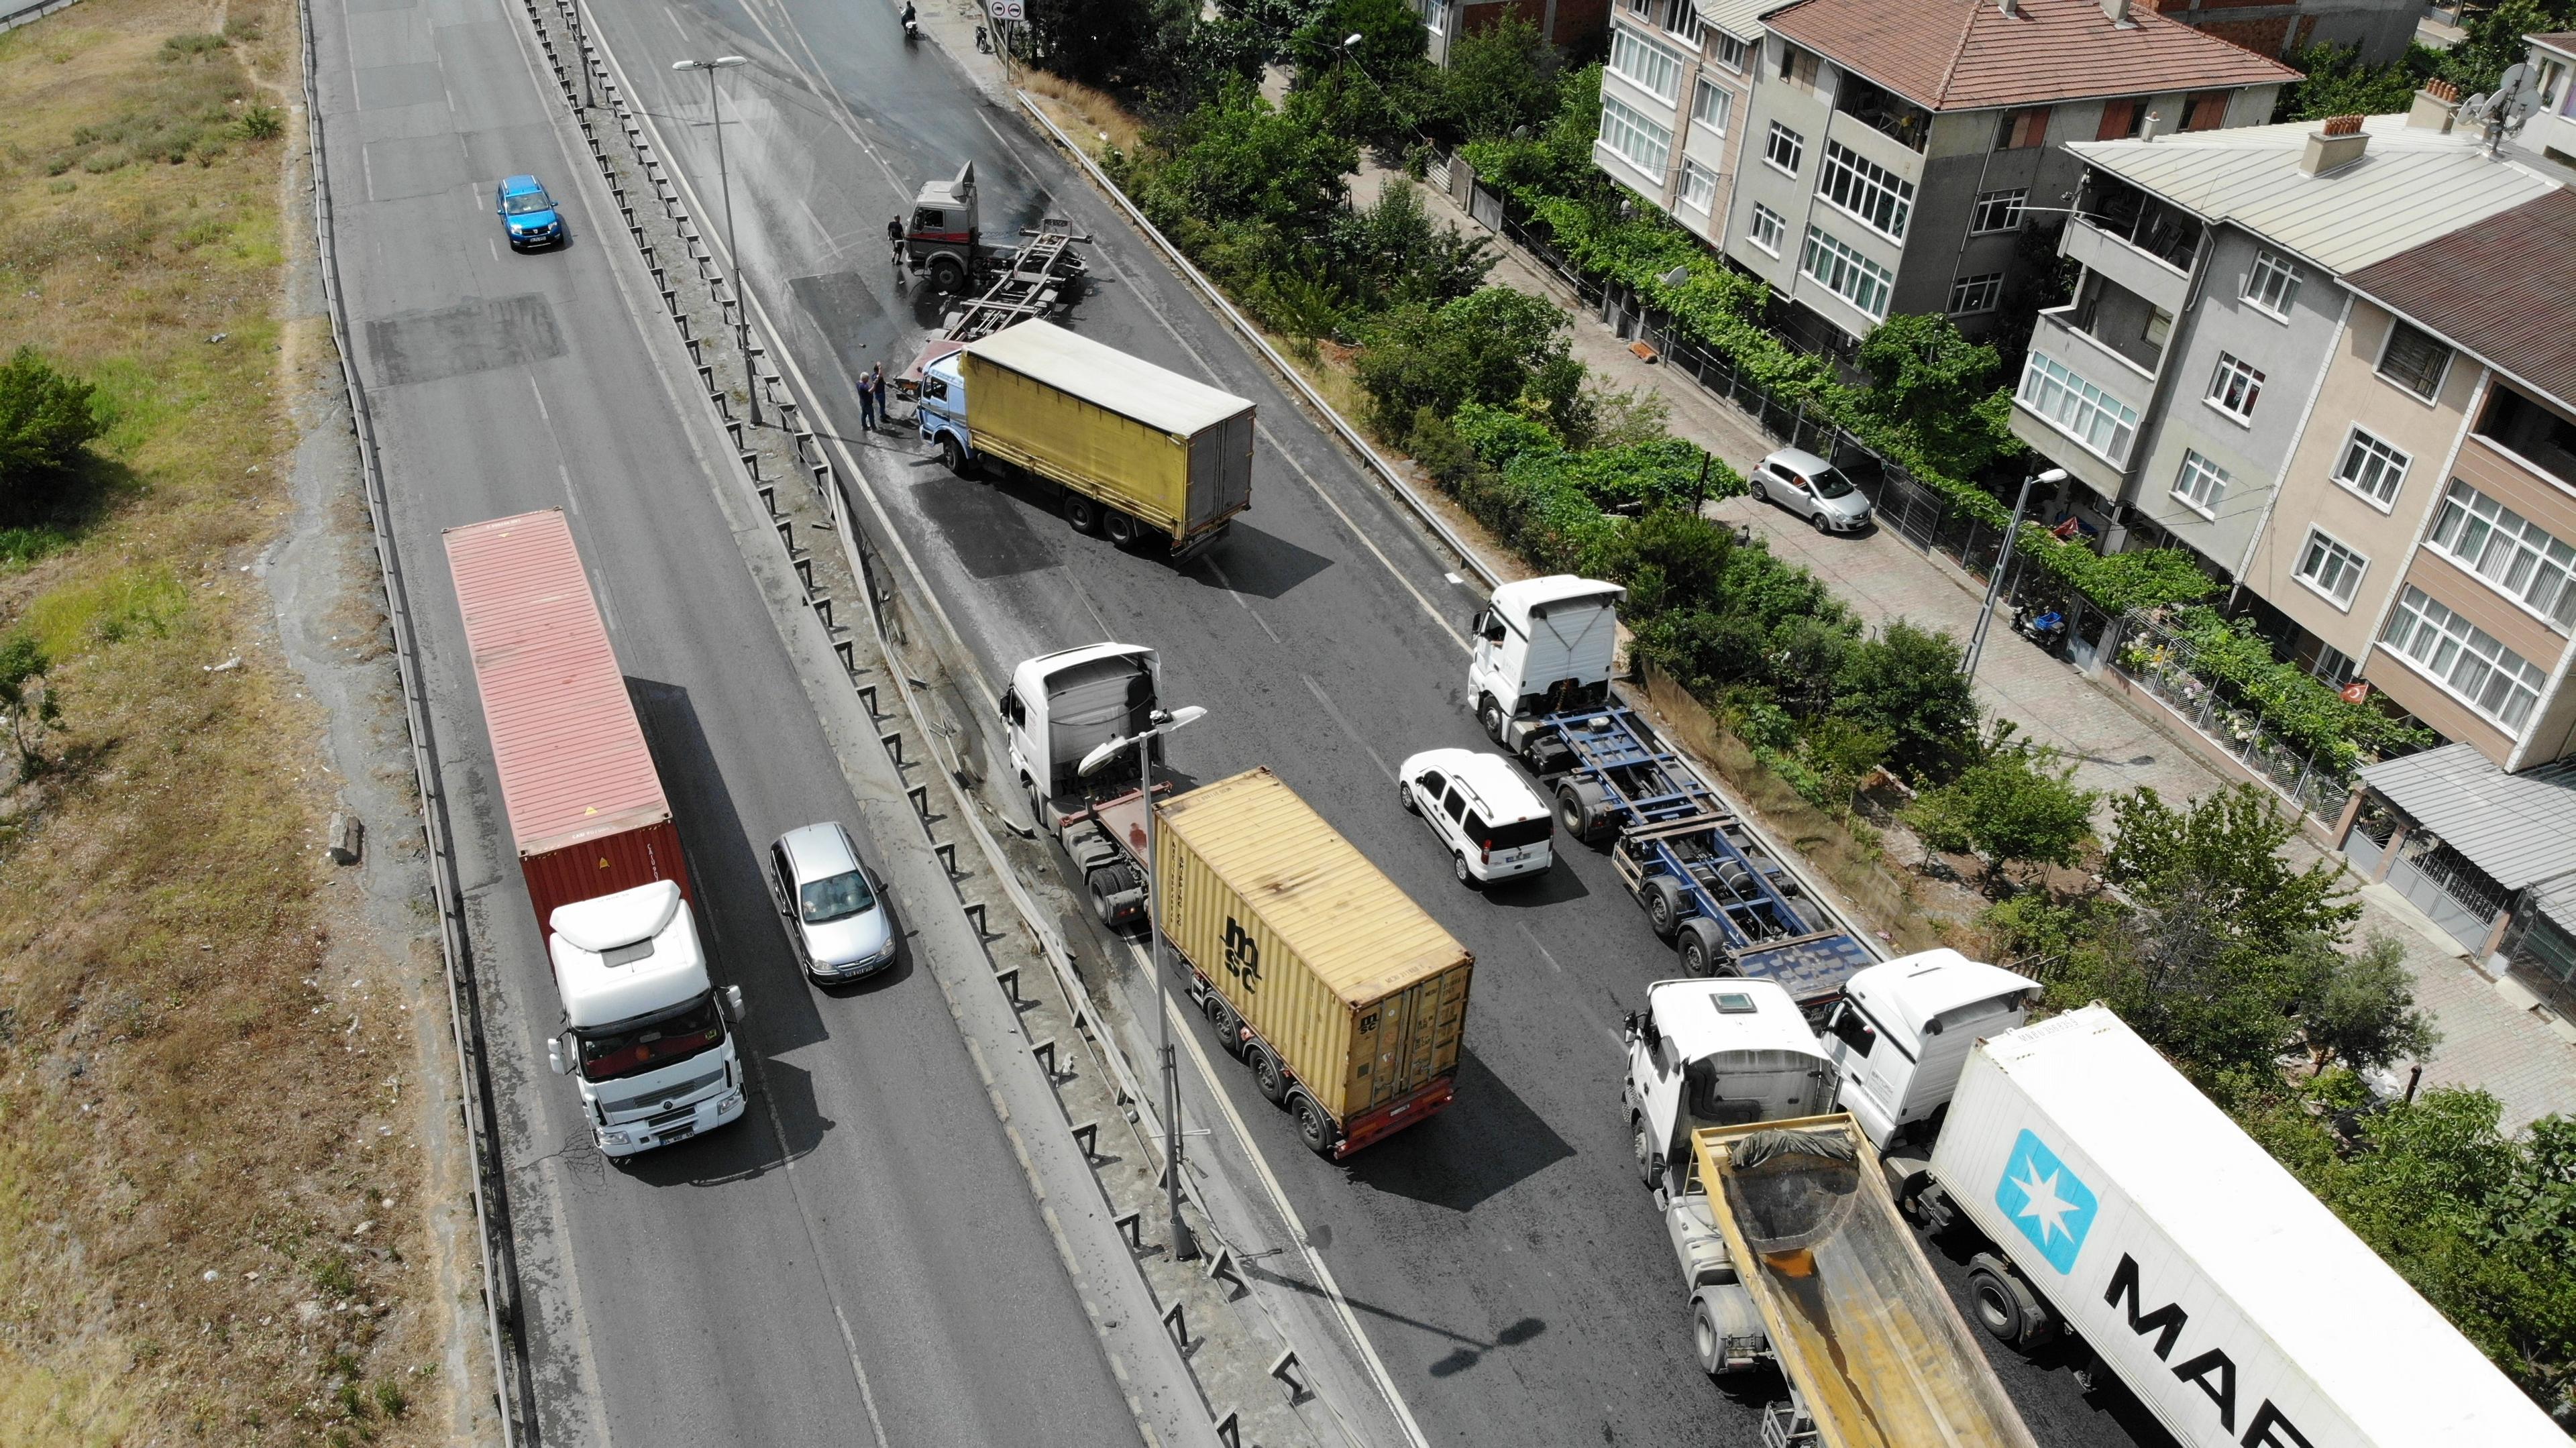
[
  {"left": 1397, "top": 748, "right": 1554, "bottom": 887},
  {"left": 767, "top": 822, "right": 896, "bottom": 982},
  {"left": 1752, "top": 447, "right": 1873, "bottom": 533}
]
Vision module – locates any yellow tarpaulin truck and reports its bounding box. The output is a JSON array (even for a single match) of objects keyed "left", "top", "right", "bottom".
[
  {"left": 916, "top": 319, "right": 1253, "bottom": 558},
  {"left": 1155, "top": 768, "right": 1471, "bottom": 1158},
  {"left": 1677, "top": 1115, "right": 2039, "bottom": 1448}
]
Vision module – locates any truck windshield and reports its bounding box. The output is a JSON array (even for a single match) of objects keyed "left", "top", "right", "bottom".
[
  {"left": 578, "top": 996, "right": 724, "bottom": 1083},
  {"left": 800, "top": 869, "right": 876, "bottom": 924}
]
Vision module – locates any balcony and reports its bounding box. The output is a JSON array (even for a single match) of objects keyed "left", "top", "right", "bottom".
[
  {"left": 1833, "top": 72, "right": 1931, "bottom": 154},
  {"left": 2010, "top": 328, "right": 2153, "bottom": 497},
  {"left": 2061, "top": 213, "right": 2191, "bottom": 317},
  {"left": 2058, "top": 272, "right": 2170, "bottom": 378},
  {"left": 2075, "top": 170, "right": 2204, "bottom": 275}
]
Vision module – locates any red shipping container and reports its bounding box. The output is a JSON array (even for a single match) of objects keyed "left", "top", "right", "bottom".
[{"left": 443, "top": 510, "right": 692, "bottom": 934}]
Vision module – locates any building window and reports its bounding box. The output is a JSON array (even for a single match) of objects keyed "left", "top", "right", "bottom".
[
  {"left": 2183, "top": 90, "right": 2231, "bottom": 131},
  {"left": 1778, "top": 44, "right": 1819, "bottom": 88},
  {"left": 2243, "top": 249, "right": 2301, "bottom": 319},
  {"left": 2208, "top": 352, "right": 2265, "bottom": 421},
  {"left": 1765, "top": 121, "right": 1804, "bottom": 176},
  {"left": 2477, "top": 383, "right": 2576, "bottom": 484},
  {"left": 2380, "top": 585, "right": 2548, "bottom": 730},
  {"left": 1799, "top": 225, "right": 1893, "bottom": 319},
  {"left": 2312, "top": 643, "right": 2361, "bottom": 687},
  {"left": 2170, "top": 449, "right": 2233, "bottom": 517},
  {"left": 1995, "top": 107, "right": 2051, "bottom": 150},
  {"left": 1948, "top": 272, "right": 2002, "bottom": 315},
  {"left": 2295, "top": 528, "right": 2367, "bottom": 606},
  {"left": 2096, "top": 97, "right": 2146, "bottom": 141},
  {"left": 1970, "top": 188, "right": 2027, "bottom": 233},
  {"left": 1609, "top": 27, "right": 1685, "bottom": 103},
  {"left": 2377, "top": 321, "right": 2452, "bottom": 400},
  {"left": 2426, "top": 478, "right": 2576, "bottom": 629},
  {"left": 2019, "top": 353, "right": 2141, "bottom": 463},
  {"left": 1679, "top": 160, "right": 1718, "bottom": 213},
  {"left": 1692, "top": 76, "right": 1731, "bottom": 134},
  {"left": 2332, "top": 427, "right": 2410, "bottom": 508},
  {"left": 1662, "top": 0, "right": 1703, "bottom": 44},
  {"left": 1816, "top": 140, "right": 1914, "bottom": 240},
  {"left": 1713, "top": 31, "right": 1748, "bottom": 70},
  {"left": 1748, "top": 202, "right": 1786, "bottom": 255},
  {"left": 1599, "top": 95, "right": 1674, "bottom": 181}
]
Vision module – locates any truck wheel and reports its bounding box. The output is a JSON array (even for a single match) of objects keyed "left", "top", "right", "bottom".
[
  {"left": 1555, "top": 781, "right": 1594, "bottom": 842},
  {"left": 930, "top": 256, "right": 965, "bottom": 292},
  {"left": 1103, "top": 509, "right": 1140, "bottom": 547},
  {"left": 1063, "top": 494, "right": 1100, "bottom": 534},
  {"left": 938, "top": 433, "right": 969, "bottom": 476},
  {"left": 1642, "top": 877, "right": 1685, "bottom": 942},
  {"left": 1478, "top": 695, "right": 1507, "bottom": 744},
  {"left": 1248, "top": 1044, "right": 1290, "bottom": 1104},
  {"left": 1632, "top": 1118, "right": 1662, "bottom": 1188},
  {"left": 1204, "top": 997, "right": 1244, "bottom": 1057},
  {"left": 1291, "top": 1093, "right": 1336, "bottom": 1156},
  {"left": 1966, "top": 1254, "right": 2056, "bottom": 1349},
  {"left": 1085, "top": 870, "right": 1127, "bottom": 928},
  {"left": 1677, "top": 918, "right": 1727, "bottom": 978}
]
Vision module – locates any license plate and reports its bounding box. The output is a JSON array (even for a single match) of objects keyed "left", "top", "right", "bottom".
[{"left": 657, "top": 1123, "right": 695, "bottom": 1145}]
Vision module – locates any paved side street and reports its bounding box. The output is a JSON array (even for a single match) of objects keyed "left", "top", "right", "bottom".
[{"left": 1394, "top": 168, "right": 2576, "bottom": 1131}]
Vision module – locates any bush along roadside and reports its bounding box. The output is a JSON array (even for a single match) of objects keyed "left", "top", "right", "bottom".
[{"left": 2122, "top": 605, "right": 2434, "bottom": 769}]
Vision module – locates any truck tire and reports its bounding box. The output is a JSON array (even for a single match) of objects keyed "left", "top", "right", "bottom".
[
  {"left": 938, "top": 432, "right": 969, "bottom": 476},
  {"left": 1248, "top": 1044, "right": 1291, "bottom": 1104},
  {"left": 1966, "top": 1254, "right": 2057, "bottom": 1350},
  {"left": 1676, "top": 917, "right": 1727, "bottom": 978},
  {"left": 1085, "top": 869, "right": 1134, "bottom": 928},
  {"left": 1632, "top": 1117, "right": 1662, "bottom": 1189},
  {"left": 1103, "top": 509, "right": 1140, "bottom": 547},
  {"left": 1692, "top": 1286, "right": 1763, "bottom": 1377},
  {"left": 1063, "top": 493, "right": 1100, "bottom": 535},
  {"left": 1642, "top": 876, "right": 1686, "bottom": 942},
  {"left": 930, "top": 256, "right": 965, "bottom": 292},
  {"left": 1479, "top": 695, "right": 1507, "bottom": 744},
  {"left": 1291, "top": 1092, "right": 1336, "bottom": 1157},
  {"left": 1556, "top": 778, "right": 1611, "bottom": 844},
  {"left": 1204, "top": 996, "right": 1244, "bottom": 1057}
]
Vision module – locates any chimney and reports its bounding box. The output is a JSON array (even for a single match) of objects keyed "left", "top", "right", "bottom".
[
  {"left": 2300, "top": 114, "right": 2369, "bottom": 174},
  {"left": 1998, "top": 0, "right": 2017, "bottom": 17},
  {"left": 2409, "top": 77, "right": 2461, "bottom": 131},
  {"left": 2101, "top": 0, "right": 2135, "bottom": 24},
  {"left": 2139, "top": 109, "right": 2162, "bottom": 142}
]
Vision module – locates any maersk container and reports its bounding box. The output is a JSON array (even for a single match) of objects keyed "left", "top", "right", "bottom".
[
  {"left": 956, "top": 320, "right": 1252, "bottom": 551},
  {"left": 1155, "top": 768, "right": 1471, "bottom": 1157},
  {"left": 443, "top": 509, "right": 691, "bottom": 931},
  {"left": 1935, "top": 1005, "right": 2563, "bottom": 1448}
]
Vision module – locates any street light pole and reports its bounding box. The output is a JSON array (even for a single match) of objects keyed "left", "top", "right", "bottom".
[
  {"left": 1081, "top": 703, "right": 1208, "bottom": 1262},
  {"left": 671, "top": 55, "right": 758, "bottom": 427},
  {"left": 1963, "top": 466, "right": 2068, "bottom": 681}
]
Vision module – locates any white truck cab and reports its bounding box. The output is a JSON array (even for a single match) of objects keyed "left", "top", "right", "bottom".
[
  {"left": 1466, "top": 575, "right": 1624, "bottom": 746},
  {"left": 1621, "top": 977, "right": 1837, "bottom": 1194},
  {"left": 1001, "top": 643, "right": 1161, "bottom": 822},
  {"left": 1820, "top": 950, "right": 2039, "bottom": 1154},
  {"left": 543, "top": 881, "right": 748, "bottom": 1158}
]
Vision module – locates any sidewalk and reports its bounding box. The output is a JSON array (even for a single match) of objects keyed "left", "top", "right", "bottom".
[{"left": 1402, "top": 167, "right": 2576, "bottom": 1131}]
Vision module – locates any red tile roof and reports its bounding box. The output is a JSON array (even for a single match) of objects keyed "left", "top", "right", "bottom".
[
  {"left": 2345, "top": 188, "right": 2576, "bottom": 412},
  {"left": 1763, "top": 0, "right": 2301, "bottom": 113}
]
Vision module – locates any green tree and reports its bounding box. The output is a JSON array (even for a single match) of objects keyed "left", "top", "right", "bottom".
[
  {"left": 2301, "top": 933, "right": 2441, "bottom": 1076},
  {"left": 1125, "top": 81, "right": 1357, "bottom": 241},
  {"left": 2103, "top": 783, "right": 2360, "bottom": 951},
  {"left": 1326, "top": 180, "right": 1493, "bottom": 318},
  {"left": 1803, "top": 715, "right": 1892, "bottom": 823},
  {"left": 2440, "top": 0, "right": 2574, "bottom": 96},
  {"left": 1354, "top": 286, "right": 1579, "bottom": 436},
  {"left": 1856, "top": 313, "right": 2012, "bottom": 474},
  {"left": 1022, "top": 0, "right": 1159, "bottom": 85},
  {"left": 0, "top": 635, "right": 62, "bottom": 777},
  {"left": 2275, "top": 42, "right": 2439, "bottom": 121},
  {"left": 0, "top": 347, "right": 106, "bottom": 517},
  {"left": 1597, "top": 505, "right": 1733, "bottom": 617},
  {"left": 1424, "top": 16, "right": 1563, "bottom": 144},
  {"left": 1900, "top": 734, "right": 2096, "bottom": 889},
  {"left": 1831, "top": 620, "right": 1975, "bottom": 779}
]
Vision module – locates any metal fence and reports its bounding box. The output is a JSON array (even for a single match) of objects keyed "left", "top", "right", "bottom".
[{"left": 2108, "top": 610, "right": 2357, "bottom": 823}]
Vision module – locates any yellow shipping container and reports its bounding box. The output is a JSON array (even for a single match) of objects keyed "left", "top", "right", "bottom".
[
  {"left": 1156, "top": 769, "right": 1472, "bottom": 1156},
  {"left": 961, "top": 321, "right": 1252, "bottom": 549}
]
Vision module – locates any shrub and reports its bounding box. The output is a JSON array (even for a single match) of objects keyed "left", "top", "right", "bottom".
[
  {"left": 0, "top": 348, "right": 106, "bottom": 514},
  {"left": 238, "top": 101, "right": 282, "bottom": 140},
  {"left": 1831, "top": 620, "right": 1975, "bottom": 779},
  {"left": 1900, "top": 730, "right": 2096, "bottom": 888},
  {"left": 1354, "top": 287, "right": 1579, "bottom": 437}
]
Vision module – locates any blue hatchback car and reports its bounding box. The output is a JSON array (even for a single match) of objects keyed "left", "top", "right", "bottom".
[{"left": 496, "top": 174, "right": 564, "bottom": 250}]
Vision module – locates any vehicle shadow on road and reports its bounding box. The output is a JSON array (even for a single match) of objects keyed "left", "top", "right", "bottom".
[
  {"left": 627, "top": 677, "right": 833, "bottom": 1058},
  {"left": 1183, "top": 521, "right": 1332, "bottom": 600},
  {"left": 1482, "top": 860, "right": 1592, "bottom": 909},
  {"left": 1344, "top": 1047, "right": 1572, "bottom": 1212},
  {"left": 621, "top": 1055, "right": 834, "bottom": 1188}
]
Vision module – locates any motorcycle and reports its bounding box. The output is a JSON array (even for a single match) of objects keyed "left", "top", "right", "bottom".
[
  {"left": 2012, "top": 604, "right": 2070, "bottom": 658},
  {"left": 900, "top": 3, "right": 919, "bottom": 42},
  {"left": 974, "top": 23, "right": 991, "bottom": 51}
]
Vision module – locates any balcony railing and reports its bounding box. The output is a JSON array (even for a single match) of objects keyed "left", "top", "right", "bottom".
[
  {"left": 2078, "top": 172, "right": 2202, "bottom": 272},
  {"left": 1833, "top": 73, "right": 1930, "bottom": 153}
]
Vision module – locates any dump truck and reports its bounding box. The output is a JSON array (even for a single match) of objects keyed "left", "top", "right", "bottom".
[
  {"left": 1816, "top": 968, "right": 2571, "bottom": 1448},
  {"left": 1469, "top": 575, "right": 1874, "bottom": 1011},
  {"left": 918, "top": 319, "right": 1252, "bottom": 558},
  {"left": 445, "top": 509, "right": 746, "bottom": 1158}
]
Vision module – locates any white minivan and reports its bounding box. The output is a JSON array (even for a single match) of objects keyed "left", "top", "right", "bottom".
[{"left": 1397, "top": 748, "right": 1554, "bottom": 887}]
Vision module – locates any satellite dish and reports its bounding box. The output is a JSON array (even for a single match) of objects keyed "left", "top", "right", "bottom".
[{"left": 1661, "top": 264, "right": 1692, "bottom": 288}]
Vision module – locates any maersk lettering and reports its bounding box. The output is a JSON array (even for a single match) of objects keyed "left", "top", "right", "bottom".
[{"left": 2101, "top": 1254, "right": 2314, "bottom": 1448}]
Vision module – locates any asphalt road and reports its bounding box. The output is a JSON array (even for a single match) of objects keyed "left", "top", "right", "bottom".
[
  {"left": 578, "top": 1, "right": 2184, "bottom": 1445},
  {"left": 305, "top": 0, "right": 1146, "bottom": 1443}
]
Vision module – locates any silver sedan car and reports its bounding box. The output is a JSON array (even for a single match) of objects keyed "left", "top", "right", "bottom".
[
  {"left": 1752, "top": 447, "right": 1873, "bottom": 533},
  {"left": 767, "top": 822, "right": 896, "bottom": 982}
]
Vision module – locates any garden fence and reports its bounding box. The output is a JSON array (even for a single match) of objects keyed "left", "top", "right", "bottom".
[{"left": 2110, "top": 609, "right": 2358, "bottom": 825}]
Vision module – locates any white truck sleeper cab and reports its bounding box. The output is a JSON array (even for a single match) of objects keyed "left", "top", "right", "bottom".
[{"left": 544, "top": 881, "right": 748, "bottom": 1157}]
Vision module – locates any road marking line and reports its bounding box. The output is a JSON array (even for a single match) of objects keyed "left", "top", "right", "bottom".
[
  {"left": 1256, "top": 421, "right": 1464, "bottom": 651},
  {"left": 1200, "top": 558, "right": 1281, "bottom": 645},
  {"left": 1301, "top": 674, "right": 1393, "bottom": 782}
]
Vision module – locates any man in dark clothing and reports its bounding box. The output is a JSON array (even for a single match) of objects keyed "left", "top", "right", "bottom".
[{"left": 857, "top": 364, "right": 879, "bottom": 431}]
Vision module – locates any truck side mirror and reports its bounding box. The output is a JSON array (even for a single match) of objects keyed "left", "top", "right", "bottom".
[
  {"left": 546, "top": 1037, "right": 568, "bottom": 1076},
  {"left": 722, "top": 985, "right": 746, "bottom": 1021},
  {"left": 999, "top": 686, "right": 1018, "bottom": 723}
]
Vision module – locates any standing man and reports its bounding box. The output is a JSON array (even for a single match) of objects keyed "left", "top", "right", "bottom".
[
  {"left": 857, "top": 363, "right": 879, "bottom": 432},
  {"left": 869, "top": 363, "right": 890, "bottom": 432}
]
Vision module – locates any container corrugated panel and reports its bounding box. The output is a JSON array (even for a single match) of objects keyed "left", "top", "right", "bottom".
[
  {"left": 965, "top": 350, "right": 1188, "bottom": 533},
  {"left": 522, "top": 818, "right": 688, "bottom": 929},
  {"left": 1156, "top": 769, "right": 1470, "bottom": 1123},
  {"left": 443, "top": 510, "right": 676, "bottom": 872}
]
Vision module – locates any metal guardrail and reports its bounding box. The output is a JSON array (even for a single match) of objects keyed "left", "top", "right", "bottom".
[
  {"left": 0, "top": 0, "right": 78, "bottom": 32},
  {"left": 292, "top": 0, "right": 531, "bottom": 1441}
]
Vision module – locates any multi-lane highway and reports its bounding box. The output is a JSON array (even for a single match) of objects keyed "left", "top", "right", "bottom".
[
  {"left": 578, "top": 1, "right": 2179, "bottom": 1445},
  {"left": 307, "top": 0, "right": 1148, "bottom": 1443}
]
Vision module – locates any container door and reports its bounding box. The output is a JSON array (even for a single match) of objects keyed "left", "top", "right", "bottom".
[
  {"left": 1361, "top": 964, "right": 1470, "bottom": 1107},
  {"left": 1186, "top": 412, "right": 1253, "bottom": 530}
]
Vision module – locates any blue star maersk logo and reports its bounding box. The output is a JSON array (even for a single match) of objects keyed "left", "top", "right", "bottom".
[{"left": 1994, "top": 1129, "right": 2098, "bottom": 1275}]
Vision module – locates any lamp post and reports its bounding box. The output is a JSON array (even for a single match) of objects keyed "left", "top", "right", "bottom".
[
  {"left": 671, "top": 54, "right": 759, "bottom": 427},
  {"left": 1080, "top": 703, "right": 1209, "bottom": 1262},
  {"left": 1963, "top": 466, "right": 2068, "bottom": 681}
]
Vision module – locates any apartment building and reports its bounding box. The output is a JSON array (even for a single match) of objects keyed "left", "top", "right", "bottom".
[
  {"left": 1422, "top": 0, "right": 1608, "bottom": 64},
  {"left": 1705, "top": 0, "right": 2292, "bottom": 351},
  {"left": 2529, "top": 32, "right": 2576, "bottom": 167},
  {"left": 1591, "top": 0, "right": 1782, "bottom": 248},
  {"left": 2150, "top": 0, "right": 2422, "bottom": 64}
]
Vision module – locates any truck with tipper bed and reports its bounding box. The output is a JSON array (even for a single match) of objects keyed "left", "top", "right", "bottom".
[
  {"left": 1618, "top": 978, "right": 2039, "bottom": 1448},
  {"left": 445, "top": 510, "right": 747, "bottom": 1158},
  {"left": 918, "top": 320, "right": 1252, "bottom": 558},
  {"left": 1468, "top": 575, "right": 1874, "bottom": 1010},
  {"left": 1004, "top": 647, "right": 1470, "bottom": 1157}
]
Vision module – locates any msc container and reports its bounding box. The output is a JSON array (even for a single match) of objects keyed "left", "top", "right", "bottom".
[
  {"left": 961, "top": 321, "right": 1252, "bottom": 550},
  {"left": 1935, "top": 1005, "right": 2564, "bottom": 1448},
  {"left": 1155, "top": 768, "right": 1471, "bottom": 1157},
  {"left": 443, "top": 509, "right": 691, "bottom": 932}
]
